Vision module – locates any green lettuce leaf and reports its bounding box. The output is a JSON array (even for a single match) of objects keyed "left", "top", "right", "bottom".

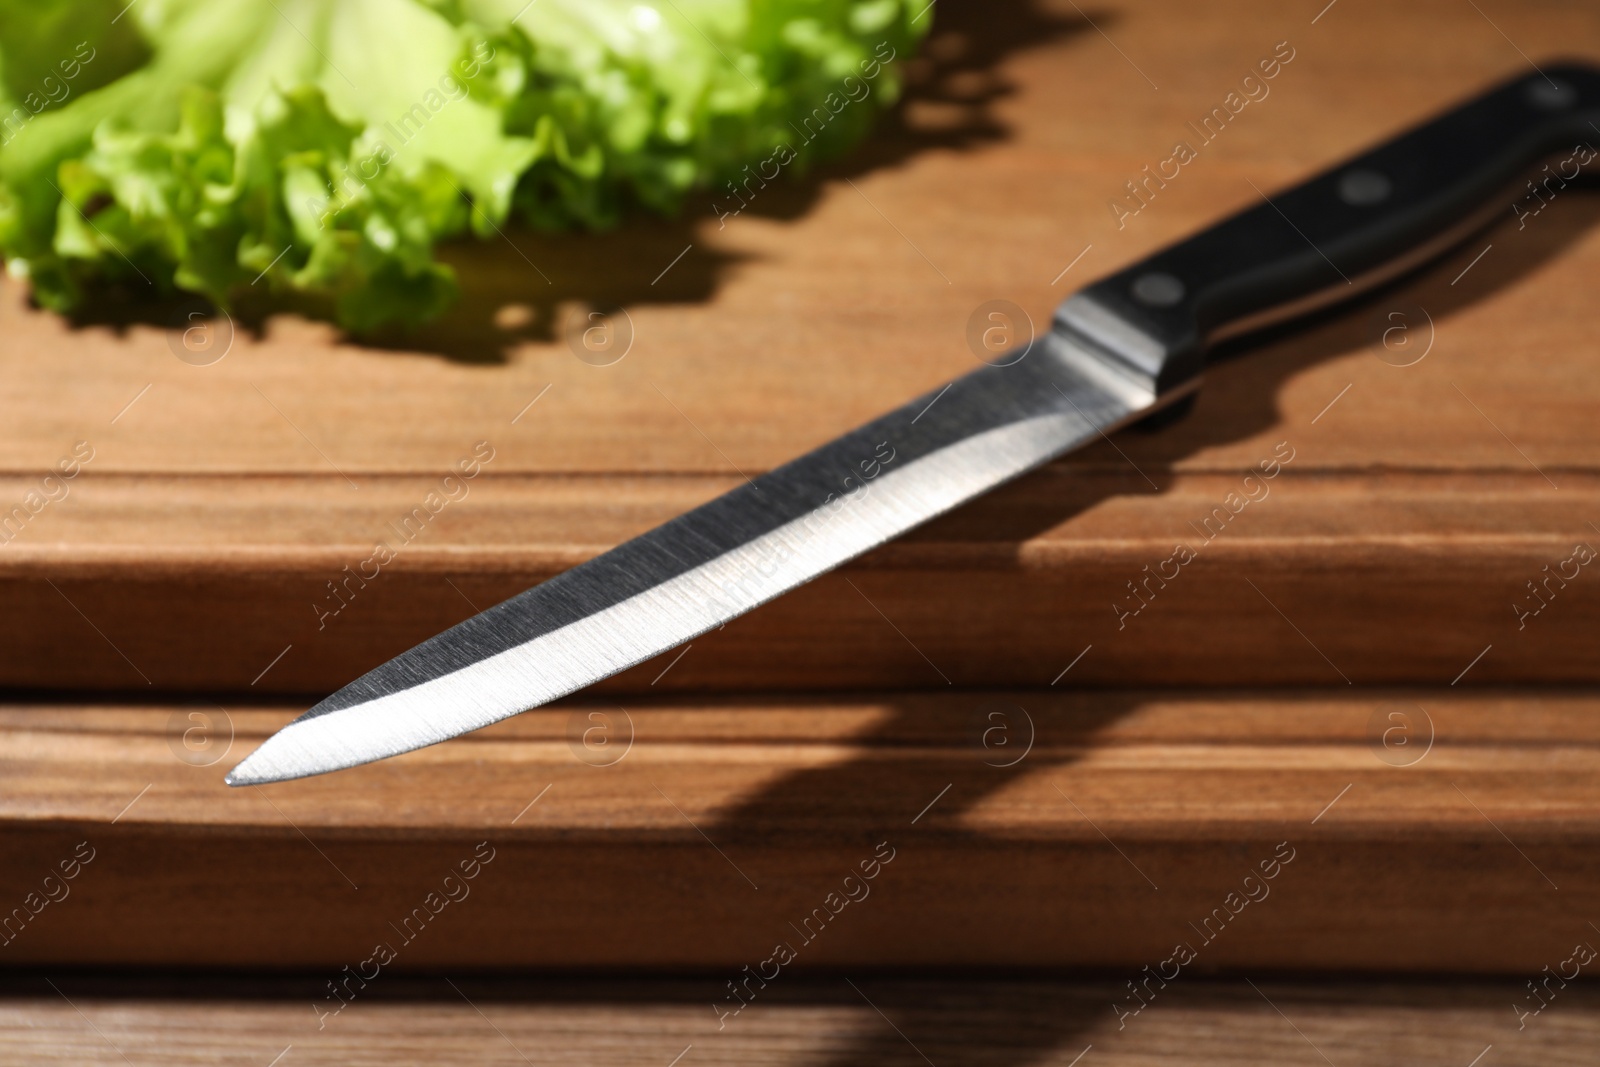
[{"left": 0, "top": 0, "right": 927, "bottom": 331}]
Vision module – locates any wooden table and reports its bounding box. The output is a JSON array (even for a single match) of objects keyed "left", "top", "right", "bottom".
[
  {"left": 6, "top": 974, "right": 1599, "bottom": 1066},
  {"left": 1, "top": 0, "right": 1598, "bottom": 1001}
]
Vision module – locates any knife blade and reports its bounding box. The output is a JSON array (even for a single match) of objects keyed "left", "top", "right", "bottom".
[{"left": 228, "top": 63, "right": 1600, "bottom": 785}]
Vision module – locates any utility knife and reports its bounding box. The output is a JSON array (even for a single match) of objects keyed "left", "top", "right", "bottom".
[{"left": 229, "top": 63, "right": 1600, "bottom": 785}]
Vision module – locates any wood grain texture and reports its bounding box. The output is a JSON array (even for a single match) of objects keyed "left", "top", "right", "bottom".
[
  {"left": 1, "top": 0, "right": 1599, "bottom": 690},
  {"left": 3, "top": 975, "right": 1597, "bottom": 1067},
  {"left": 1, "top": 689, "right": 1596, "bottom": 970}
]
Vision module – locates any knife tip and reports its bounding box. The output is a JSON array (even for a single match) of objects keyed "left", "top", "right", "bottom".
[
  {"left": 224, "top": 734, "right": 307, "bottom": 787},
  {"left": 223, "top": 699, "right": 397, "bottom": 786},
  {"left": 223, "top": 755, "right": 274, "bottom": 788}
]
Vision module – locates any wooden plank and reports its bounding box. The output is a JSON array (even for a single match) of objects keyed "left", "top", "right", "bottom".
[
  {"left": 4, "top": 975, "right": 1597, "bottom": 1066},
  {"left": 1, "top": 0, "right": 1599, "bottom": 690},
  {"left": 4, "top": 467, "right": 1596, "bottom": 691},
  {"left": 2, "top": 688, "right": 1597, "bottom": 970}
]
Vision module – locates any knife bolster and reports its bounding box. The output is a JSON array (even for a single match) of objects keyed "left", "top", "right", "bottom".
[{"left": 1053, "top": 290, "right": 1203, "bottom": 398}]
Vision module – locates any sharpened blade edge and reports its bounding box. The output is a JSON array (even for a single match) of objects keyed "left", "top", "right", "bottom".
[{"left": 227, "top": 337, "right": 1165, "bottom": 784}]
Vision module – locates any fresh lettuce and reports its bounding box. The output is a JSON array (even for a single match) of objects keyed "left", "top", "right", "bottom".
[{"left": 0, "top": 0, "right": 927, "bottom": 331}]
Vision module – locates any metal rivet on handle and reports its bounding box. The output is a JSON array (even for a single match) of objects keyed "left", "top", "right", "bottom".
[
  {"left": 1130, "top": 272, "right": 1185, "bottom": 307},
  {"left": 1525, "top": 78, "right": 1576, "bottom": 111},
  {"left": 1338, "top": 168, "right": 1391, "bottom": 206}
]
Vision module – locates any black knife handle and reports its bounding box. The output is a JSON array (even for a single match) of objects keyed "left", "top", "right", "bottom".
[{"left": 1059, "top": 61, "right": 1600, "bottom": 394}]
